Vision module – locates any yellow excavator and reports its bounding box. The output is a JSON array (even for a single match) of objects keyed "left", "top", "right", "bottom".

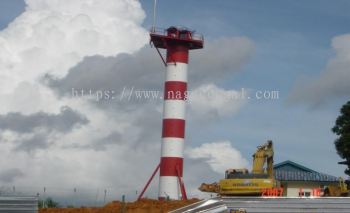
[
  {"left": 323, "top": 177, "right": 349, "bottom": 197},
  {"left": 199, "top": 140, "right": 279, "bottom": 196}
]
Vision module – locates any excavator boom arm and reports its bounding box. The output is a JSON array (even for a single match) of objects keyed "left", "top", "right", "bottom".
[{"left": 252, "top": 140, "right": 274, "bottom": 177}]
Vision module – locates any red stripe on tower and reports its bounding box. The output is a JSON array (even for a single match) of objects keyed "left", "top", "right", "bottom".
[
  {"left": 164, "top": 81, "right": 187, "bottom": 100},
  {"left": 166, "top": 45, "right": 189, "bottom": 63},
  {"left": 162, "top": 119, "right": 185, "bottom": 138},
  {"left": 160, "top": 157, "right": 183, "bottom": 176}
]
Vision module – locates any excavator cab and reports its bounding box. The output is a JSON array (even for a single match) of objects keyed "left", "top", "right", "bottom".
[{"left": 225, "top": 169, "right": 249, "bottom": 179}]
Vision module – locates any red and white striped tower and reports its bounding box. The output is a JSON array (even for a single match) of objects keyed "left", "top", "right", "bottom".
[{"left": 150, "top": 27, "right": 203, "bottom": 200}]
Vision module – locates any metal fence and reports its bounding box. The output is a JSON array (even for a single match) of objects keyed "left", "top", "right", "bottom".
[
  {"left": 0, "top": 185, "right": 153, "bottom": 207},
  {"left": 150, "top": 27, "right": 204, "bottom": 42},
  {"left": 170, "top": 197, "right": 350, "bottom": 213},
  {"left": 0, "top": 196, "right": 38, "bottom": 213}
]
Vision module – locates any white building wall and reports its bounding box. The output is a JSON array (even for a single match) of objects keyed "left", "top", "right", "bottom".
[{"left": 284, "top": 182, "right": 323, "bottom": 197}]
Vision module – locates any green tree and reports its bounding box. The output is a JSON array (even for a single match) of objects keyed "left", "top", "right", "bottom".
[
  {"left": 332, "top": 100, "right": 350, "bottom": 176},
  {"left": 46, "top": 197, "right": 59, "bottom": 208},
  {"left": 38, "top": 197, "right": 59, "bottom": 208}
]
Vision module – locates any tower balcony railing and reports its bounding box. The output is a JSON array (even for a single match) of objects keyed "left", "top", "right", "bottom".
[{"left": 150, "top": 26, "right": 204, "bottom": 42}]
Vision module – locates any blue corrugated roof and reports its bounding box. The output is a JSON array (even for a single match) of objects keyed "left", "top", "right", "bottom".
[
  {"left": 274, "top": 160, "right": 315, "bottom": 173},
  {"left": 274, "top": 160, "right": 338, "bottom": 182}
]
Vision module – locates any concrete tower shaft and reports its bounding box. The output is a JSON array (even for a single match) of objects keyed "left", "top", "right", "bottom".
[{"left": 150, "top": 27, "right": 203, "bottom": 200}]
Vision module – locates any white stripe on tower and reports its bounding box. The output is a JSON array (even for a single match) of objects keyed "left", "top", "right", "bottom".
[{"left": 158, "top": 44, "right": 189, "bottom": 200}]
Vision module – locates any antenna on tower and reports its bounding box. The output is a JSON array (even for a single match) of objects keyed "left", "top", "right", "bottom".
[{"left": 152, "top": 0, "right": 157, "bottom": 32}]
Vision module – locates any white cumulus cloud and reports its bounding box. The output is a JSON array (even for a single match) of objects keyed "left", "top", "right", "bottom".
[
  {"left": 0, "top": 0, "right": 147, "bottom": 93},
  {"left": 188, "top": 84, "right": 247, "bottom": 119},
  {"left": 186, "top": 141, "right": 249, "bottom": 174},
  {"left": 289, "top": 34, "right": 350, "bottom": 106},
  {"left": 0, "top": 0, "right": 151, "bottom": 203}
]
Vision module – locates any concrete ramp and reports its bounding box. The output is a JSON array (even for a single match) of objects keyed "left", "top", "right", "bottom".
[{"left": 170, "top": 197, "right": 350, "bottom": 213}]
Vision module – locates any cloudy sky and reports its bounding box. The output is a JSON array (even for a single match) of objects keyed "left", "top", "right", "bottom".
[{"left": 0, "top": 0, "right": 349, "bottom": 205}]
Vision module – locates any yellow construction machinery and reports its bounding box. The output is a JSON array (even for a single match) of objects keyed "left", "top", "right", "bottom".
[
  {"left": 199, "top": 140, "right": 279, "bottom": 196},
  {"left": 323, "top": 177, "right": 349, "bottom": 197}
]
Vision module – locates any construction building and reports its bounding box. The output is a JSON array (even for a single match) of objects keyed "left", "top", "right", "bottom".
[{"left": 274, "top": 160, "right": 339, "bottom": 197}]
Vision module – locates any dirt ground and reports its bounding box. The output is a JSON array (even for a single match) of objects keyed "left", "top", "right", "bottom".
[{"left": 39, "top": 198, "right": 200, "bottom": 213}]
